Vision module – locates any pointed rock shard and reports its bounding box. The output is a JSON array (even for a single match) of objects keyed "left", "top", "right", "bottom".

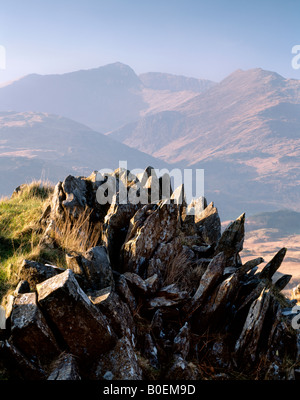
[
  {"left": 151, "top": 309, "right": 164, "bottom": 339},
  {"left": 81, "top": 246, "right": 114, "bottom": 290},
  {"left": 148, "top": 283, "right": 189, "bottom": 309},
  {"left": 273, "top": 274, "right": 292, "bottom": 292},
  {"left": 188, "top": 197, "right": 207, "bottom": 220},
  {"left": 122, "top": 202, "right": 180, "bottom": 275},
  {"left": 36, "top": 269, "right": 116, "bottom": 360},
  {"left": 238, "top": 257, "right": 264, "bottom": 276},
  {"left": 10, "top": 292, "right": 60, "bottom": 366},
  {"left": 237, "top": 279, "right": 266, "bottom": 313},
  {"left": 115, "top": 274, "right": 137, "bottom": 312},
  {"left": 193, "top": 251, "right": 227, "bottom": 303},
  {"left": 259, "top": 248, "right": 287, "bottom": 281},
  {"left": 97, "top": 291, "right": 135, "bottom": 343},
  {"left": 235, "top": 289, "right": 271, "bottom": 364},
  {"left": 215, "top": 213, "right": 245, "bottom": 257},
  {"left": 171, "top": 184, "right": 186, "bottom": 206},
  {"left": 145, "top": 273, "right": 160, "bottom": 294},
  {"left": 124, "top": 203, "right": 156, "bottom": 243},
  {"left": 195, "top": 202, "right": 221, "bottom": 245},
  {"left": 184, "top": 251, "right": 227, "bottom": 317},
  {"left": 173, "top": 322, "right": 190, "bottom": 359},
  {"left": 124, "top": 272, "right": 148, "bottom": 295},
  {"left": 143, "top": 333, "right": 160, "bottom": 369},
  {"left": 62, "top": 175, "right": 88, "bottom": 216},
  {"left": 159, "top": 173, "right": 173, "bottom": 201}
]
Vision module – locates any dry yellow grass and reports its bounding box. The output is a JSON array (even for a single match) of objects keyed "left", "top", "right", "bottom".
[{"left": 52, "top": 207, "right": 102, "bottom": 253}]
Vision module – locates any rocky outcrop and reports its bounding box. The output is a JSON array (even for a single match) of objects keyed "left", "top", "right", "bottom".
[{"left": 0, "top": 167, "right": 298, "bottom": 380}]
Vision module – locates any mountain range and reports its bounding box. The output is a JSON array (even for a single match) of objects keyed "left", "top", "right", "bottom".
[
  {"left": 0, "top": 62, "right": 299, "bottom": 221},
  {"left": 0, "top": 111, "right": 170, "bottom": 197},
  {"left": 0, "top": 63, "right": 212, "bottom": 133},
  {"left": 109, "top": 67, "right": 300, "bottom": 219}
]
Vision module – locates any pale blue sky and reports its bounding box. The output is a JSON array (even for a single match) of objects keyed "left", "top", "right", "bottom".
[{"left": 0, "top": 0, "right": 299, "bottom": 83}]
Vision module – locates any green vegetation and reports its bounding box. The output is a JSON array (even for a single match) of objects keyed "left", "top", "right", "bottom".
[{"left": 0, "top": 181, "right": 60, "bottom": 300}]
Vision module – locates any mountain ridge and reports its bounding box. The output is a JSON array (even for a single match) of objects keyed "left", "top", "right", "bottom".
[{"left": 0, "top": 62, "right": 214, "bottom": 133}]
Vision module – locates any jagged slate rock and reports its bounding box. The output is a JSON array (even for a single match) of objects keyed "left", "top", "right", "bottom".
[
  {"left": 180, "top": 209, "right": 197, "bottom": 237},
  {"left": 97, "top": 291, "right": 136, "bottom": 345},
  {"left": 65, "top": 251, "right": 85, "bottom": 275},
  {"left": 268, "top": 297, "right": 297, "bottom": 364},
  {"left": 215, "top": 213, "right": 245, "bottom": 258},
  {"left": 122, "top": 202, "right": 181, "bottom": 275},
  {"left": 223, "top": 266, "right": 238, "bottom": 276},
  {"left": 173, "top": 322, "right": 190, "bottom": 359},
  {"left": 150, "top": 309, "right": 165, "bottom": 339},
  {"left": 157, "top": 284, "right": 189, "bottom": 301},
  {"left": 159, "top": 173, "right": 173, "bottom": 201},
  {"left": 95, "top": 337, "right": 143, "bottom": 380},
  {"left": 13, "top": 280, "right": 30, "bottom": 296},
  {"left": 124, "top": 272, "right": 148, "bottom": 296},
  {"left": 145, "top": 274, "right": 160, "bottom": 294},
  {"left": 238, "top": 257, "right": 264, "bottom": 276},
  {"left": 188, "top": 197, "right": 207, "bottom": 221},
  {"left": 49, "top": 181, "right": 65, "bottom": 220},
  {"left": 11, "top": 292, "right": 60, "bottom": 366},
  {"left": 124, "top": 204, "right": 156, "bottom": 244},
  {"left": 165, "top": 355, "right": 200, "bottom": 380},
  {"left": 102, "top": 199, "right": 141, "bottom": 268},
  {"left": 192, "top": 252, "right": 227, "bottom": 304},
  {"left": 148, "top": 284, "right": 189, "bottom": 309},
  {"left": 36, "top": 269, "right": 116, "bottom": 360},
  {"left": 237, "top": 279, "right": 266, "bottom": 313},
  {"left": 144, "top": 174, "right": 160, "bottom": 204},
  {"left": 18, "top": 259, "right": 64, "bottom": 290},
  {"left": 259, "top": 248, "right": 287, "bottom": 281},
  {"left": 136, "top": 165, "right": 157, "bottom": 186},
  {"left": 171, "top": 184, "right": 186, "bottom": 207},
  {"left": 2, "top": 339, "right": 46, "bottom": 380},
  {"left": 195, "top": 202, "right": 221, "bottom": 245},
  {"left": 234, "top": 288, "right": 271, "bottom": 364},
  {"left": 115, "top": 274, "right": 137, "bottom": 312},
  {"left": 273, "top": 274, "right": 292, "bottom": 291},
  {"left": 39, "top": 202, "right": 51, "bottom": 225},
  {"left": 48, "top": 353, "right": 81, "bottom": 380},
  {"left": 146, "top": 237, "right": 182, "bottom": 281},
  {"left": 81, "top": 246, "right": 114, "bottom": 290},
  {"left": 200, "top": 273, "right": 240, "bottom": 322},
  {"left": 62, "top": 175, "right": 88, "bottom": 216},
  {"left": 87, "top": 287, "right": 111, "bottom": 305},
  {"left": 143, "top": 333, "right": 160, "bottom": 369}
]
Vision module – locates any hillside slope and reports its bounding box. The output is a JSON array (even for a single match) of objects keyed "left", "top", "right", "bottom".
[
  {"left": 0, "top": 111, "right": 171, "bottom": 196},
  {"left": 110, "top": 68, "right": 300, "bottom": 218}
]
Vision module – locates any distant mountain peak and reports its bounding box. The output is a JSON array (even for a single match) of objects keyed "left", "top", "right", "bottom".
[{"left": 221, "top": 67, "right": 286, "bottom": 85}]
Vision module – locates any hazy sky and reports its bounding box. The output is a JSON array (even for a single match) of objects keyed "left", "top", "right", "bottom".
[{"left": 0, "top": 0, "right": 299, "bottom": 83}]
